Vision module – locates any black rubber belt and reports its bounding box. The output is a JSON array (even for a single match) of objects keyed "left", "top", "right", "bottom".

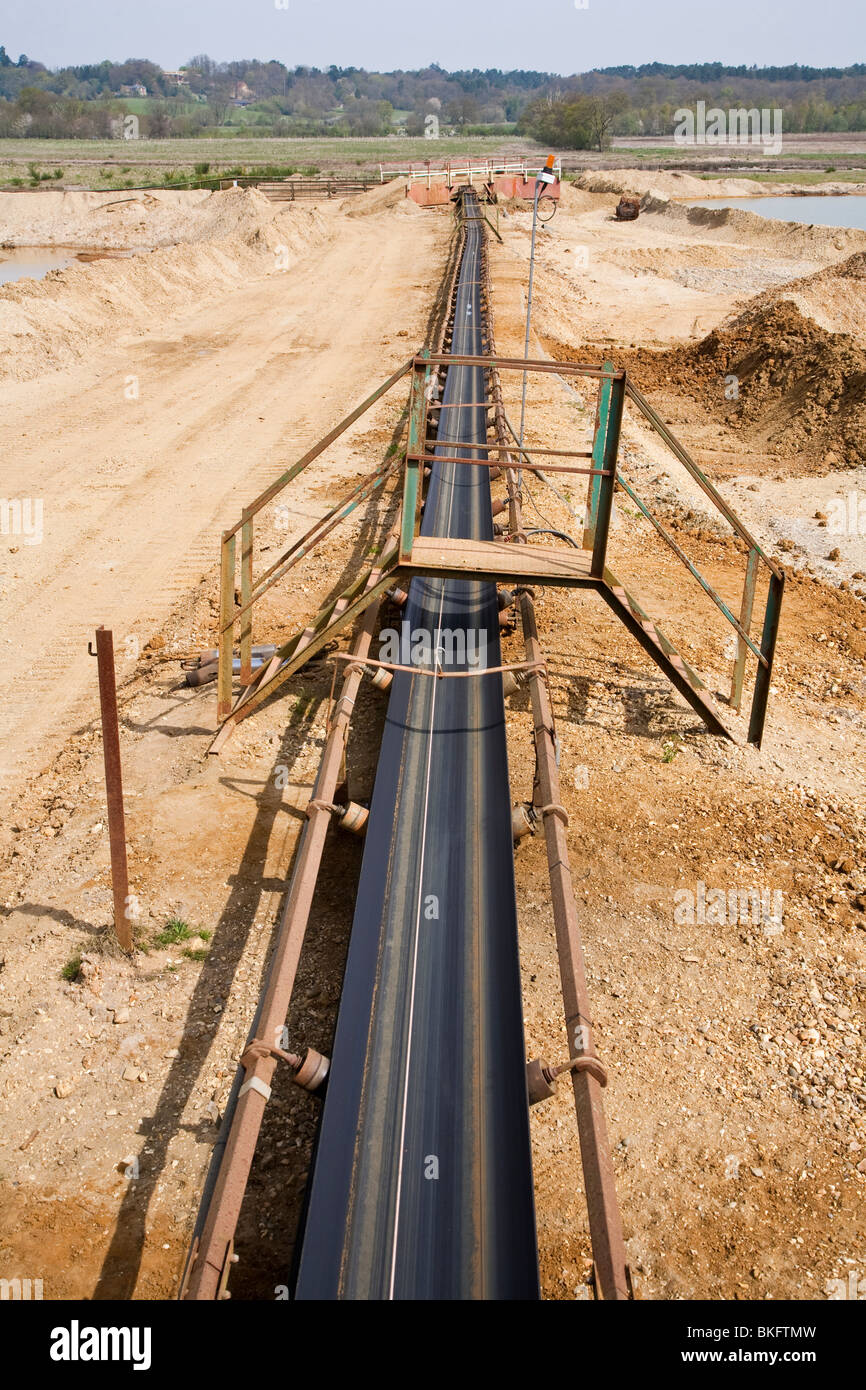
[{"left": 294, "top": 196, "right": 539, "bottom": 1300}]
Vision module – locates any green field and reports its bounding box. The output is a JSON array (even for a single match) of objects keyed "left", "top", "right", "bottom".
[
  {"left": 2, "top": 136, "right": 865, "bottom": 193},
  {"left": 0, "top": 135, "right": 542, "bottom": 190}
]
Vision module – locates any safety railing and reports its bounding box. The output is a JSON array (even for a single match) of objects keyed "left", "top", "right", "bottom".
[
  {"left": 399, "top": 352, "right": 620, "bottom": 575},
  {"left": 215, "top": 359, "right": 415, "bottom": 721},
  {"left": 615, "top": 376, "right": 784, "bottom": 745},
  {"left": 215, "top": 347, "right": 783, "bottom": 749},
  {"left": 386, "top": 158, "right": 563, "bottom": 185},
  {"left": 397, "top": 353, "right": 783, "bottom": 746}
]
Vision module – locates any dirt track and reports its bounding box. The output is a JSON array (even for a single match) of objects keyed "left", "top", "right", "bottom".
[{"left": 0, "top": 187, "right": 443, "bottom": 802}]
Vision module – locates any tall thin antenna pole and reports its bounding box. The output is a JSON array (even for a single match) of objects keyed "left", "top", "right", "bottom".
[{"left": 518, "top": 155, "right": 556, "bottom": 496}]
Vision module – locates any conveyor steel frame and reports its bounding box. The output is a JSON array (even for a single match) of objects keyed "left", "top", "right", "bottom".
[
  {"left": 213, "top": 339, "right": 782, "bottom": 751},
  {"left": 182, "top": 599, "right": 384, "bottom": 1300}
]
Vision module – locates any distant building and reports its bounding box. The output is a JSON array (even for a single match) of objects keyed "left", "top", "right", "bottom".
[
  {"left": 120, "top": 83, "right": 147, "bottom": 98},
  {"left": 163, "top": 70, "right": 190, "bottom": 86}
]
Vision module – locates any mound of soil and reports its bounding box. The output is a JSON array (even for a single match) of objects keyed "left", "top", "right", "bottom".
[
  {"left": 620, "top": 299, "right": 866, "bottom": 468},
  {"left": 345, "top": 177, "right": 409, "bottom": 216}
]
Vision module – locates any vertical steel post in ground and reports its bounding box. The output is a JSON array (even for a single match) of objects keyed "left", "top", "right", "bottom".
[
  {"left": 730, "top": 547, "right": 759, "bottom": 713},
  {"left": 217, "top": 531, "right": 236, "bottom": 721},
  {"left": 748, "top": 569, "right": 785, "bottom": 748},
  {"left": 519, "top": 594, "right": 630, "bottom": 1300},
  {"left": 400, "top": 352, "right": 431, "bottom": 564},
  {"left": 93, "top": 627, "right": 133, "bottom": 954},
  {"left": 183, "top": 599, "right": 382, "bottom": 1300},
  {"left": 590, "top": 369, "right": 625, "bottom": 579},
  {"left": 583, "top": 364, "right": 614, "bottom": 550},
  {"left": 239, "top": 514, "right": 254, "bottom": 687}
]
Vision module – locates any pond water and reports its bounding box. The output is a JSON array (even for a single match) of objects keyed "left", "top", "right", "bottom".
[
  {"left": 685, "top": 195, "right": 866, "bottom": 231},
  {"left": 0, "top": 246, "right": 134, "bottom": 286},
  {"left": 0, "top": 247, "right": 78, "bottom": 285}
]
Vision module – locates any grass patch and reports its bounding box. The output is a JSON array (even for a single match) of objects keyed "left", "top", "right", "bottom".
[
  {"left": 61, "top": 952, "right": 83, "bottom": 982},
  {"left": 155, "top": 917, "right": 194, "bottom": 947},
  {"left": 183, "top": 947, "right": 209, "bottom": 962}
]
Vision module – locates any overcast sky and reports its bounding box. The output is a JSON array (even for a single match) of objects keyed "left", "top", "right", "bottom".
[{"left": 1, "top": 0, "right": 863, "bottom": 73}]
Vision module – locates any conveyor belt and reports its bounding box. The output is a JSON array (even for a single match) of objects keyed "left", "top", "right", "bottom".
[{"left": 294, "top": 192, "right": 539, "bottom": 1300}]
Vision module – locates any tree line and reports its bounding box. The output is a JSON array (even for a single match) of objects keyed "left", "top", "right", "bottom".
[{"left": 1, "top": 48, "right": 865, "bottom": 141}]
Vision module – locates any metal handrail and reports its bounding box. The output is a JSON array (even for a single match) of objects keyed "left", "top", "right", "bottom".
[
  {"left": 616, "top": 473, "right": 767, "bottom": 666},
  {"left": 625, "top": 381, "right": 782, "bottom": 580}
]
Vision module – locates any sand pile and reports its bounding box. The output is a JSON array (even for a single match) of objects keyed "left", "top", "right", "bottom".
[
  {"left": 638, "top": 193, "right": 866, "bottom": 263},
  {"left": 748, "top": 250, "right": 866, "bottom": 344},
  {"left": 695, "top": 300, "right": 866, "bottom": 464},
  {"left": 578, "top": 168, "right": 866, "bottom": 200},
  {"left": 344, "top": 177, "right": 409, "bottom": 217},
  {"left": 0, "top": 185, "right": 308, "bottom": 251},
  {"left": 558, "top": 181, "right": 608, "bottom": 214},
  {"left": 0, "top": 190, "right": 330, "bottom": 381}
]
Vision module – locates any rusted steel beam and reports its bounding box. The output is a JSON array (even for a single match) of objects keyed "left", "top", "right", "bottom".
[
  {"left": 602, "top": 566, "right": 711, "bottom": 694},
  {"left": 184, "top": 600, "right": 383, "bottom": 1300},
  {"left": 408, "top": 443, "right": 595, "bottom": 459},
  {"left": 730, "top": 547, "right": 759, "bottom": 713},
  {"left": 417, "top": 354, "right": 624, "bottom": 380},
  {"left": 239, "top": 515, "right": 253, "bottom": 686},
  {"left": 217, "top": 531, "right": 236, "bottom": 721},
  {"left": 598, "top": 580, "right": 733, "bottom": 742},
  {"left": 406, "top": 452, "right": 602, "bottom": 476},
  {"left": 518, "top": 593, "right": 630, "bottom": 1300},
  {"left": 92, "top": 628, "right": 133, "bottom": 953}
]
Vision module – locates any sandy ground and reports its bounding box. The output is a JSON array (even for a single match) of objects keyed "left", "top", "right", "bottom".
[
  {"left": 0, "top": 176, "right": 863, "bottom": 1301},
  {"left": 577, "top": 168, "right": 866, "bottom": 200},
  {"left": 0, "top": 183, "right": 437, "bottom": 798}
]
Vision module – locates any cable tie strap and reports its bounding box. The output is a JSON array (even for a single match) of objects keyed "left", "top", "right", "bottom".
[
  {"left": 238, "top": 1076, "right": 271, "bottom": 1102},
  {"left": 540, "top": 802, "right": 569, "bottom": 826},
  {"left": 331, "top": 695, "right": 356, "bottom": 721}
]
